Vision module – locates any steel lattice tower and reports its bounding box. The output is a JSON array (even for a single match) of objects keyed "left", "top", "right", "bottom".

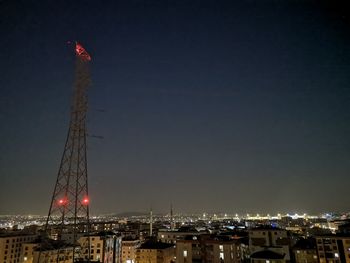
[{"left": 40, "top": 42, "right": 92, "bottom": 263}]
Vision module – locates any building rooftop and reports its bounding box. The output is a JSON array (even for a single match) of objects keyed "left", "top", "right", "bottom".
[
  {"left": 34, "top": 240, "right": 73, "bottom": 251},
  {"left": 0, "top": 232, "right": 37, "bottom": 238},
  {"left": 139, "top": 241, "right": 174, "bottom": 250},
  {"left": 250, "top": 249, "right": 285, "bottom": 260},
  {"left": 316, "top": 233, "right": 350, "bottom": 238},
  {"left": 251, "top": 225, "right": 284, "bottom": 231},
  {"left": 293, "top": 238, "right": 316, "bottom": 250}
]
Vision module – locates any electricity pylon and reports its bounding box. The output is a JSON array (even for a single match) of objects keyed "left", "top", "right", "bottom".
[{"left": 39, "top": 42, "right": 92, "bottom": 263}]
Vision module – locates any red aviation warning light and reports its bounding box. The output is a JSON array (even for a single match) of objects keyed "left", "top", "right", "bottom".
[
  {"left": 75, "top": 42, "right": 91, "bottom": 61},
  {"left": 82, "top": 197, "right": 89, "bottom": 205},
  {"left": 58, "top": 198, "right": 67, "bottom": 206}
]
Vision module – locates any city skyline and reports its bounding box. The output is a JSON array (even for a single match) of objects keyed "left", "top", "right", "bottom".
[{"left": 1, "top": 0, "right": 350, "bottom": 215}]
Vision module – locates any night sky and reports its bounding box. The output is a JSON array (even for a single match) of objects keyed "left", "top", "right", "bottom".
[{"left": 1, "top": 0, "right": 350, "bottom": 215}]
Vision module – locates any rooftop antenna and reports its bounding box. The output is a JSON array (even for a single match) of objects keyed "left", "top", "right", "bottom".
[
  {"left": 170, "top": 203, "right": 174, "bottom": 230},
  {"left": 150, "top": 207, "right": 153, "bottom": 237}
]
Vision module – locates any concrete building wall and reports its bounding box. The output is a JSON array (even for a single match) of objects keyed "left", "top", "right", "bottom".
[
  {"left": 316, "top": 236, "right": 350, "bottom": 263},
  {"left": 158, "top": 231, "right": 200, "bottom": 244},
  {"left": 21, "top": 242, "right": 38, "bottom": 263},
  {"left": 293, "top": 249, "right": 318, "bottom": 263},
  {"left": 176, "top": 238, "right": 241, "bottom": 263},
  {"left": 0, "top": 234, "right": 37, "bottom": 263},
  {"left": 32, "top": 248, "right": 74, "bottom": 263},
  {"left": 78, "top": 234, "right": 122, "bottom": 263},
  {"left": 249, "top": 229, "right": 290, "bottom": 261},
  {"left": 136, "top": 247, "right": 175, "bottom": 263},
  {"left": 121, "top": 240, "right": 140, "bottom": 263}
]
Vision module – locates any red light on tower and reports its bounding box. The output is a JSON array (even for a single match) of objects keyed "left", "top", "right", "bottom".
[
  {"left": 82, "top": 197, "right": 89, "bottom": 205},
  {"left": 75, "top": 42, "right": 91, "bottom": 61},
  {"left": 58, "top": 198, "right": 67, "bottom": 206}
]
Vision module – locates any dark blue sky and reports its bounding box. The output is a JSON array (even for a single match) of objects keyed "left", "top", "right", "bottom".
[{"left": 1, "top": 0, "right": 350, "bottom": 215}]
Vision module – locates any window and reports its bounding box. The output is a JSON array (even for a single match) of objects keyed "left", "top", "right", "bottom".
[
  {"left": 183, "top": 251, "right": 187, "bottom": 257},
  {"left": 220, "top": 252, "right": 224, "bottom": 259},
  {"left": 219, "top": 245, "right": 223, "bottom": 251}
]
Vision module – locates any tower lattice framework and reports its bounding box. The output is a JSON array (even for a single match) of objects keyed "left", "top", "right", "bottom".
[{"left": 42, "top": 42, "right": 92, "bottom": 262}]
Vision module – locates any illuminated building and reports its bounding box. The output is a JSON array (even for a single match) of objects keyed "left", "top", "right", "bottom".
[
  {"left": 0, "top": 233, "right": 37, "bottom": 263},
  {"left": 135, "top": 241, "right": 175, "bottom": 263},
  {"left": 90, "top": 222, "right": 120, "bottom": 232},
  {"left": 78, "top": 232, "right": 122, "bottom": 263},
  {"left": 32, "top": 247, "right": 74, "bottom": 263},
  {"left": 21, "top": 242, "right": 39, "bottom": 263},
  {"left": 293, "top": 249, "right": 318, "bottom": 263},
  {"left": 315, "top": 235, "right": 350, "bottom": 263},
  {"left": 176, "top": 234, "right": 243, "bottom": 263},
  {"left": 121, "top": 238, "right": 140, "bottom": 263},
  {"left": 158, "top": 227, "right": 202, "bottom": 244},
  {"left": 292, "top": 238, "right": 318, "bottom": 263},
  {"left": 248, "top": 227, "right": 290, "bottom": 262}
]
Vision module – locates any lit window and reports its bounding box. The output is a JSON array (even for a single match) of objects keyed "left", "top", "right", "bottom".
[
  {"left": 219, "top": 245, "right": 223, "bottom": 251},
  {"left": 335, "top": 253, "right": 339, "bottom": 258},
  {"left": 183, "top": 251, "right": 187, "bottom": 257},
  {"left": 220, "top": 252, "right": 224, "bottom": 259}
]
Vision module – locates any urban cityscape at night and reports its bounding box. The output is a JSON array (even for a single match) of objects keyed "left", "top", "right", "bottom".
[{"left": 1, "top": 0, "right": 350, "bottom": 262}]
